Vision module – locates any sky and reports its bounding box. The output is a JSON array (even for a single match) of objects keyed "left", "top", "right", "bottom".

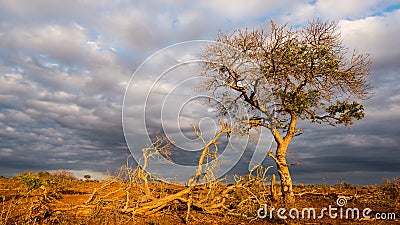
[{"left": 0, "top": 0, "right": 399, "bottom": 185}]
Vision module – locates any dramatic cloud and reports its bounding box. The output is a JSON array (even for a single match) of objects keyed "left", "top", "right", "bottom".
[{"left": 0, "top": 0, "right": 399, "bottom": 184}]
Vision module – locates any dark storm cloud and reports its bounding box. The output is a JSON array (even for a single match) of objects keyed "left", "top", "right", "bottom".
[{"left": 0, "top": 0, "right": 399, "bottom": 183}]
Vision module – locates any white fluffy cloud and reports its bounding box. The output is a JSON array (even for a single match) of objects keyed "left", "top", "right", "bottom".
[{"left": 339, "top": 10, "right": 400, "bottom": 70}]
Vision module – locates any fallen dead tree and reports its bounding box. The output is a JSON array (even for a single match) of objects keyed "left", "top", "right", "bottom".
[{"left": 79, "top": 120, "right": 274, "bottom": 223}]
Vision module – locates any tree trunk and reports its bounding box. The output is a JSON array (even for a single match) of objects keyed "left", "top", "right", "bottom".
[
  {"left": 269, "top": 114, "right": 297, "bottom": 206},
  {"left": 276, "top": 157, "right": 295, "bottom": 206},
  {"left": 270, "top": 143, "right": 295, "bottom": 206}
]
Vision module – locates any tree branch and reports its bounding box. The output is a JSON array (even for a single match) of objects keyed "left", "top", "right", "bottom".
[
  {"left": 284, "top": 112, "right": 297, "bottom": 141},
  {"left": 272, "top": 128, "right": 283, "bottom": 145}
]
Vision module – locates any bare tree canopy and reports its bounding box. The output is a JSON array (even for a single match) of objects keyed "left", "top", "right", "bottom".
[{"left": 199, "top": 19, "right": 372, "bottom": 205}]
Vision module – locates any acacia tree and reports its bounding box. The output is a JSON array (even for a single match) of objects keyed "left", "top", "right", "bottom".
[{"left": 199, "top": 20, "right": 371, "bottom": 205}]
